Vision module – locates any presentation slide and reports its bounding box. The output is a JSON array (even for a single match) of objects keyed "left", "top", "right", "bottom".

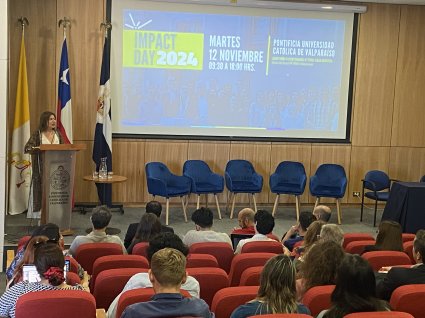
[{"left": 111, "top": 0, "right": 355, "bottom": 140}]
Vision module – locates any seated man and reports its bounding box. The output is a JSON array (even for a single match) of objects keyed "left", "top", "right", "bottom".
[
  {"left": 183, "top": 207, "right": 232, "bottom": 247},
  {"left": 376, "top": 229, "right": 425, "bottom": 300},
  {"left": 231, "top": 208, "right": 256, "bottom": 235},
  {"left": 68, "top": 205, "right": 126, "bottom": 255},
  {"left": 282, "top": 211, "right": 315, "bottom": 251},
  {"left": 235, "top": 210, "right": 281, "bottom": 254},
  {"left": 124, "top": 201, "right": 174, "bottom": 248},
  {"left": 107, "top": 233, "right": 200, "bottom": 318},
  {"left": 121, "top": 247, "right": 213, "bottom": 318},
  {"left": 312, "top": 205, "right": 331, "bottom": 222}
]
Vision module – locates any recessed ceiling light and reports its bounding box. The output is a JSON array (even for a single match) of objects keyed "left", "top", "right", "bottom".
[{"left": 322, "top": 6, "right": 333, "bottom": 9}]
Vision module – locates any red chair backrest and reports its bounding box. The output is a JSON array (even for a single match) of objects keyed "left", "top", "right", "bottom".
[
  {"left": 116, "top": 288, "right": 191, "bottom": 318},
  {"left": 66, "top": 271, "right": 81, "bottom": 285},
  {"left": 131, "top": 242, "right": 149, "bottom": 257},
  {"left": 344, "top": 312, "right": 414, "bottom": 318},
  {"left": 74, "top": 243, "right": 123, "bottom": 274},
  {"left": 267, "top": 233, "right": 281, "bottom": 242},
  {"left": 211, "top": 286, "right": 259, "bottom": 318},
  {"left": 17, "top": 235, "right": 31, "bottom": 251},
  {"left": 362, "top": 251, "right": 412, "bottom": 271},
  {"left": 229, "top": 253, "right": 276, "bottom": 286},
  {"left": 65, "top": 256, "right": 80, "bottom": 274},
  {"left": 249, "top": 315, "right": 313, "bottom": 318},
  {"left": 92, "top": 268, "right": 148, "bottom": 310},
  {"left": 90, "top": 254, "right": 149, "bottom": 291},
  {"left": 189, "top": 242, "right": 234, "bottom": 273},
  {"left": 345, "top": 240, "right": 376, "bottom": 254},
  {"left": 402, "top": 233, "right": 415, "bottom": 243},
  {"left": 239, "top": 266, "right": 263, "bottom": 286},
  {"left": 186, "top": 253, "right": 219, "bottom": 268},
  {"left": 343, "top": 233, "right": 375, "bottom": 248},
  {"left": 241, "top": 241, "right": 284, "bottom": 254},
  {"left": 302, "top": 285, "right": 335, "bottom": 317},
  {"left": 390, "top": 284, "right": 425, "bottom": 318},
  {"left": 403, "top": 240, "right": 415, "bottom": 264},
  {"left": 15, "top": 290, "right": 96, "bottom": 318},
  {"left": 187, "top": 267, "right": 230, "bottom": 307}
]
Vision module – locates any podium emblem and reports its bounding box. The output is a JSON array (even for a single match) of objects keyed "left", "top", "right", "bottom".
[{"left": 50, "top": 165, "right": 70, "bottom": 190}]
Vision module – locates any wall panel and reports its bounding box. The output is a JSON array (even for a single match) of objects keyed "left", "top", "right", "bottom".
[{"left": 389, "top": 147, "right": 425, "bottom": 182}]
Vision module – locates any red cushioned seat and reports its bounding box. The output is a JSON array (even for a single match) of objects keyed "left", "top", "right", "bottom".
[
  {"left": 189, "top": 242, "right": 234, "bottom": 273},
  {"left": 211, "top": 286, "right": 259, "bottom": 318},
  {"left": 302, "top": 285, "right": 335, "bottom": 317}
]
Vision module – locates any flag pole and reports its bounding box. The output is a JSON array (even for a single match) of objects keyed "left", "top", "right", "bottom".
[
  {"left": 18, "top": 17, "right": 29, "bottom": 34},
  {"left": 100, "top": 21, "right": 112, "bottom": 39},
  {"left": 58, "top": 17, "right": 71, "bottom": 38}
]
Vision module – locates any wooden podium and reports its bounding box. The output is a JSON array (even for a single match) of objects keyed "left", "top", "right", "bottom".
[{"left": 40, "top": 144, "right": 86, "bottom": 235}]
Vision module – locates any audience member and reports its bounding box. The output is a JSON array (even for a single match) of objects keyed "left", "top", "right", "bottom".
[
  {"left": 319, "top": 224, "right": 344, "bottom": 246},
  {"left": 317, "top": 254, "right": 389, "bottom": 318},
  {"left": 127, "top": 213, "right": 161, "bottom": 254},
  {"left": 376, "top": 229, "right": 425, "bottom": 300},
  {"left": 231, "top": 208, "right": 256, "bottom": 235},
  {"left": 312, "top": 205, "right": 332, "bottom": 222},
  {"left": 68, "top": 206, "right": 126, "bottom": 255},
  {"left": 183, "top": 207, "right": 232, "bottom": 247},
  {"left": 292, "top": 220, "right": 326, "bottom": 261},
  {"left": 235, "top": 210, "right": 281, "bottom": 254},
  {"left": 282, "top": 211, "right": 315, "bottom": 251},
  {"left": 363, "top": 220, "right": 403, "bottom": 253},
  {"left": 6, "top": 223, "right": 62, "bottom": 282},
  {"left": 230, "top": 254, "right": 310, "bottom": 318},
  {"left": 107, "top": 232, "right": 200, "bottom": 318},
  {"left": 121, "top": 248, "right": 213, "bottom": 318},
  {"left": 124, "top": 201, "right": 173, "bottom": 249},
  {"left": 297, "top": 241, "right": 345, "bottom": 301},
  {"left": 0, "top": 243, "right": 86, "bottom": 318}
]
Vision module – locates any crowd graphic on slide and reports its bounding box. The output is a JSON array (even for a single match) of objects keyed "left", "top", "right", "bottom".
[{"left": 118, "top": 8, "right": 349, "bottom": 136}]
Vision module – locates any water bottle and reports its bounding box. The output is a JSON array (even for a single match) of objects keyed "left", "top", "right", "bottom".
[{"left": 99, "top": 157, "right": 108, "bottom": 179}]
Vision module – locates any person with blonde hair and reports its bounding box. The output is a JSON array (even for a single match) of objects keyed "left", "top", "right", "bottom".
[
  {"left": 121, "top": 248, "right": 213, "bottom": 318},
  {"left": 320, "top": 224, "right": 344, "bottom": 246},
  {"left": 231, "top": 254, "right": 310, "bottom": 318}
]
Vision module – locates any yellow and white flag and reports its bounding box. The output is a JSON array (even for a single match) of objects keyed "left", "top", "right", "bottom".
[{"left": 8, "top": 32, "right": 31, "bottom": 215}]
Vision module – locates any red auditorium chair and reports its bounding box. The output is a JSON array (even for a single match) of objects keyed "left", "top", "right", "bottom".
[
  {"left": 189, "top": 242, "right": 234, "bottom": 273},
  {"left": 390, "top": 284, "right": 425, "bottom": 318},
  {"left": 187, "top": 267, "right": 230, "bottom": 307},
  {"left": 186, "top": 253, "right": 219, "bottom": 268},
  {"left": 239, "top": 266, "right": 263, "bottom": 286},
  {"left": 211, "top": 286, "right": 259, "bottom": 318},
  {"left": 74, "top": 243, "right": 123, "bottom": 275},
  {"left": 343, "top": 233, "right": 374, "bottom": 249},
  {"left": 344, "top": 312, "right": 414, "bottom": 318},
  {"left": 249, "top": 315, "right": 313, "bottom": 318},
  {"left": 403, "top": 240, "right": 415, "bottom": 264},
  {"left": 131, "top": 242, "right": 149, "bottom": 257},
  {"left": 344, "top": 240, "right": 376, "bottom": 254},
  {"left": 241, "top": 240, "right": 284, "bottom": 254},
  {"left": 15, "top": 290, "right": 96, "bottom": 318},
  {"left": 90, "top": 254, "right": 149, "bottom": 291},
  {"left": 361, "top": 251, "right": 412, "bottom": 271},
  {"left": 302, "top": 285, "right": 335, "bottom": 317},
  {"left": 116, "top": 288, "right": 191, "bottom": 318},
  {"left": 66, "top": 271, "right": 81, "bottom": 285},
  {"left": 401, "top": 233, "right": 415, "bottom": 243},
  {"left": 229, "top": 253, "right": 275, "bottom": 286},
  {"left": 92, "top": 268, "right": 148, "bottom": 310}
]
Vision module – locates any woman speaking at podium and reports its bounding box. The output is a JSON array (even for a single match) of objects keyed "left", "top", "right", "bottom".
[{"left": 24, "top": 111, "right": 63, "bottom": 219}]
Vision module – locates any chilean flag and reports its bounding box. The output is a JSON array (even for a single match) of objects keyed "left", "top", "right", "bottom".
[{"left": 56, "top": 36, "right": 73, "bottom": 143}]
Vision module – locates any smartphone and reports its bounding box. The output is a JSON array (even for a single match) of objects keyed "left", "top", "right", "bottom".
[{"left": 22, "top": 260, "right": 70, "bottom": 282}]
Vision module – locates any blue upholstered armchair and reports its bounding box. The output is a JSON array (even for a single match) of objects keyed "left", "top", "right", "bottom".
[
  {"left": 225, "top": 160, "right": 263, "bottom": 218},
  {"left": 269, "top": 161, "right": 307, "bottom": 220},
  {"left": 310, "top": 163, "right": 347, "bottom": 224},
  {"left": 145, "top": 162, "right": 191, "bottom": 225},
  {"left": 183, "top": 160, "right": 224, "bottom": 219}
]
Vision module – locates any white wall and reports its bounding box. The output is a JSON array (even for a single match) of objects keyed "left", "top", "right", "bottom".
[{"left": 0, "top": 0, "right": 8, "bottom": 271}]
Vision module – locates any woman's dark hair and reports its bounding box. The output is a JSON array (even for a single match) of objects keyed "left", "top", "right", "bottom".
[
  {"left": 38, "top": 111, "right": 55, "bottom": 132},
  {"left": 25, "top": 223, "right": 60, "bottom": 249},
  {"left": 147, "top": 232, "right": 189, "bottom": 263},
  {"left": 375, "top": 221, "right": 403, "bottom": 252},
  {"left": 34, "top": 243, "right": 65, "bottom": 286},
  {"left": 324, "top": 254, "right": 388, "bottom": 317},
  {"left": 128, "top": 213, "right": 161, "bottom": 253}
]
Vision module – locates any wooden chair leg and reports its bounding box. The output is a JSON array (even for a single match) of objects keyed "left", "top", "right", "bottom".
[
  {"left": 205, "top": 194, "right": 208, "bottom": 208},
  {"left": 181, "top": 196, "right": 188, "bottom": 222},
  {"left": 166, "top": 198, "right": 170, "bottom": 226},
  {"left": 196, "top": 195, "right": 200, "bottom": 209},
  {"left": 295, "top": 195, "right": 300, "bottom": 221},
  {"left": 214, "top": 194, "right": 222, "bottom": 219},
  {"left": 226, "top": 192, "right": 231, "bottom": 213},
  {"left": 230, "top": 193, "right": 237, "bottom": 219},
  {"left": 252, "top": 194, "right": 257, "bottom": 212},
  {"left": 272, "top": 194, "right": 279, "bottom": 216},
  {"left": 314, "top": 197, "right": 320, "bottom": 209},
  {"left": 336, "top": 198, "right": 342, "bottom": 225}
]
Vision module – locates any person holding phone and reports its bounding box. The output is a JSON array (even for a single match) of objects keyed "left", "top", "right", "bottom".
[{"left": 0, "top": 243, "right": 86, "bottom": 318}]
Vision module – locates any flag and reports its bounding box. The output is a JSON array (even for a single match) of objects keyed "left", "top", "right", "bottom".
[
  {"left": 93, "top": 35, "right": 112, "bottom": 206},
  {"left": 56, "top": 36, "right": 73, "bottom": 143},
  {"left": 8, "top": 32, "right": 32, "bottom": 215}
]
